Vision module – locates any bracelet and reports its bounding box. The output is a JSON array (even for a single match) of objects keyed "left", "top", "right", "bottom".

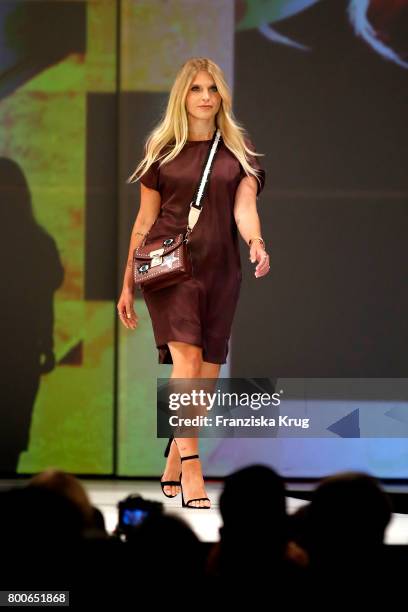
[
  {"left": 249, "top": 236, "right": 265, "bottom": 248},
  {"left": 135, "top": 231, "right": 147, "bottom": 237}
]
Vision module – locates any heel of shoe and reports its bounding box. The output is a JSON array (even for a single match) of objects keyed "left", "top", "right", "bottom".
[
  {"left": 179, "top": 454, "right": 210, "bottom": 509},
  {"left": 163, "top": 436, "right": 174, "bottom": 458}
]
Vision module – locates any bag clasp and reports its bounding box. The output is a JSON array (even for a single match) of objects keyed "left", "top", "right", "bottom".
[{"left": 149, "top": 247, "right": 164, "bottom": 267}]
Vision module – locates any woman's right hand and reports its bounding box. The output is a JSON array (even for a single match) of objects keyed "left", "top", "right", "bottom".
[{"left": 117, "top": 286, "right": 139, "bottom": 330}]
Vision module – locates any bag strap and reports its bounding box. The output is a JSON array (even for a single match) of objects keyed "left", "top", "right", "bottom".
[
  {"left": 185, "top": 128, "right": 222, "bottom": 242},
  {"left": 140, "top": 129, "right": 222, "bottom": 247}
]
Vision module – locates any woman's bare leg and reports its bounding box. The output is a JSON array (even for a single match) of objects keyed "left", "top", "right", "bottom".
[
  {"left": 200, "top": 362, "right": 221, "bottom": 379},
  {"left": 161, "top": 341, "right": 221, "bottom": 507},
  {"left": 160, "top": 341, "right": 202, "bottom": 498}
]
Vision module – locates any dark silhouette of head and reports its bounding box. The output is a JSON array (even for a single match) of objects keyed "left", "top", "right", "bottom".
[
  {"left": 0, "top": 158, "right": 32, "bottom": 226},
  {"left": 218, "top": 464, "right": 288, "bottom": 577},
  {"left": 27, "top": 468, "right": 106, "bottom": 535},
  {"left": 307, "top": 471, "right": 392, "bottom": 564},
  {"left": 126, "top": 513, "right": 203, "bottom": 579},
  {"left": 0, "top": 485, "right": 86, "bottom": 549},
  {"left": 220, "top": 464, "right": 286, "bottom": 526},
  {"left": 0, "top": 485, "right": 86, "bottom": 587}
]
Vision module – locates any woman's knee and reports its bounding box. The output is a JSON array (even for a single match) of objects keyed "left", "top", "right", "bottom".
[{"left": 168, "top": 341, "right": 203, "bottom": 376}]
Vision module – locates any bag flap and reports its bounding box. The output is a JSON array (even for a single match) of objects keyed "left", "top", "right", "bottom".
[{"left": 133, "top": 234, "right": 184, "bottom": 261}]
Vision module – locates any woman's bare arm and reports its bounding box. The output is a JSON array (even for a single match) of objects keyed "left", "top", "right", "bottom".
[
  {"left": 122, "top": 183, "right": 161, "bottom": 291},
  {"left": 233, "top": 175, "right": 270, "bottom": 279},
  {"left": 233, "top": 176, "right": 261, "bottom": 245},
  {"left": 118, "top": 183, "right": 161, "bottom": 329}
]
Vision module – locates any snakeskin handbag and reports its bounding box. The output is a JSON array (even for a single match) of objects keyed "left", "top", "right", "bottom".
[{"left": 133, "top": 128, "right": 221, "bottom": 292}]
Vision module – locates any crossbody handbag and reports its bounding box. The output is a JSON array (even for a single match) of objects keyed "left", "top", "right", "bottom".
[{"left": 132, "top": 128, "right": 222, "bottom": 292}]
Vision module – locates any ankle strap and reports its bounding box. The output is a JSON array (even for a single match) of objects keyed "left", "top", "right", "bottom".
[{"left": 180, "top": 454, "right": 199, "bottom": 462}]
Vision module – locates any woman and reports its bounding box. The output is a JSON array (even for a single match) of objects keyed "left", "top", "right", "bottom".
[{"left": 117, "top": 57, "right": 270, "bottom": 509}]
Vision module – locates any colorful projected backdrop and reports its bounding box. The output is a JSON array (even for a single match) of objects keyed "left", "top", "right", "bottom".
[
  {"left": 0, "top": 1, "right": 117, "bottom": 474},
  {"left": 1, "top": 0, "right": 407, "bottom": 478}
]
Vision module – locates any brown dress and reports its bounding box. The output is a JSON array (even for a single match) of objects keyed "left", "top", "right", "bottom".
[{"left": 139, "top": 135, "right": 266, "bottom": 364}]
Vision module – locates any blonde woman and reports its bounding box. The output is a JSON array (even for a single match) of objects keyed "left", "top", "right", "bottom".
[{"left": 117, "top": 57, "right": 269, "bottom": 509}]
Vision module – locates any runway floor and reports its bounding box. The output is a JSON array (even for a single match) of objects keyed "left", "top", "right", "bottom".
[{"left": 2, "top": 478, "right": 407, "bottom": 544}]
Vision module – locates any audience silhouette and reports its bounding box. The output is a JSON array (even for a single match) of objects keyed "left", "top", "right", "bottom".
[{"left": 0, "top": 465, "right": 405, "bottom": 604}]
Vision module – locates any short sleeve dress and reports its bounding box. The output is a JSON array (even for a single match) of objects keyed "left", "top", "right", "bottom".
[{"left": 138, "top": 135, "right": 266, "bottom": 365}]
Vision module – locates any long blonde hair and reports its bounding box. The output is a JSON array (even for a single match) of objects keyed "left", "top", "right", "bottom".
[{"left": 127, "top": 57, "right": 264, "bottom": 191}]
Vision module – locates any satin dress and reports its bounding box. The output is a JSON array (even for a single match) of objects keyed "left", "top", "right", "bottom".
[{"left": 139, "top": 135, "right": 266, "bottom": 364}]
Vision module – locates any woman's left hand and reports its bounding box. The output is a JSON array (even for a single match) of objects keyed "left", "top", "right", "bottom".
[{"left": 249, "top": 244, "right": 270, "bottom": 278}]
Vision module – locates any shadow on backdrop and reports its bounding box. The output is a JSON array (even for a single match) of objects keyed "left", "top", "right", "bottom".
[{"left": 0, "top": 158, "right": 64, "bottom": 473}]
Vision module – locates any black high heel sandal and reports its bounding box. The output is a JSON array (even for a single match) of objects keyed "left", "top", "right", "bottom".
[
  {"left": 180, "top": 454, "right": 211, "bottom": 509},
  {"left": 160, "top": 436, "right": 181, "bottom": 499}
]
